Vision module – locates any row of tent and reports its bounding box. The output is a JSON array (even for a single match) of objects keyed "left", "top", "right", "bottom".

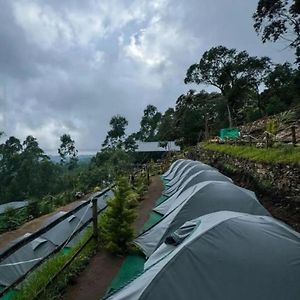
[
  {"left": 105, "top": 159, "right": 300, "bottom": 300},
  {"left": 0, "top": 189, "right": 114, "bottom": 289}
]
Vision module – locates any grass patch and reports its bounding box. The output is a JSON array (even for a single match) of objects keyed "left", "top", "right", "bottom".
[
  {"left": 9, "top": 229, "right": 96, "bottom": 300},
  {"left": 203, "top": 143, "right": 300, "bottom": 164}
]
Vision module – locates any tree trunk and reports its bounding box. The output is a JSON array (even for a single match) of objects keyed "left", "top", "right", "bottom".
[{"left": 227, "top": 104, "right": 233, "bottom": 128}]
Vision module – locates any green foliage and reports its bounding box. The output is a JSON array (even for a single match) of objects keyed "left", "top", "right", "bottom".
[
  {"left": 266, "top": 119, "right": 279, "bottom": 135},
  {"left": 0, "top": 207, "right": 26, "bottom": 232},
  {"left": 157, "top": 108, "right": 176, "bottom": 141},
  {"left": 102, "top": 115, "right": 128, "bottom": 149},
  {"left": 99, "top": 177, "right": 137, "bottom": 254},
  {"left": 58, "top": 134, "right": 78, "bottom": 170},
  {"left": 92, "top": 148, "right": 134, "bottom": 183},
  {"left": 253, "top": 0, "right": 300, "bottom": 64},
  {"left": 11, "top": 231, "right": 96, "bottom": 300},
  {"left": 184, "top": 45, "right": 271, "bottom": 127},
  {"left": 27, "top": 199, "right": 40, "bottom": 218},
  {"left": 136, "top": 105, "right": 162, "bottom": 142},
  {"left": 133, "top": 172, "right": 147, "bottom": 196},
  {"left": 203, "top": 143, "right": 300, "bottom": 163},
  {"left": 173, "top": 90, "right": 225, "bottom": 145}
]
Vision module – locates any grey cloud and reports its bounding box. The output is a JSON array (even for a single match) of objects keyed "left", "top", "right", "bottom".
[{"left": 0, "top": 0, "right": 295, "bottom": 153}]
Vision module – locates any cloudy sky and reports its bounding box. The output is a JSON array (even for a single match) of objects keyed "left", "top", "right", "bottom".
[{"left": 0, "top": 0, "right": 294, "bottom": 154}]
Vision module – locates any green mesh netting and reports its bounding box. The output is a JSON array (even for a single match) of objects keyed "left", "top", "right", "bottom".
[
  {"left": 108, "top": 255, "right": 146, "bottom": 292},
  {"left": 0, "top": 287, "right": 17, "bottom": 300},
  {"left": 142, "top": 211, "right": 163, "bottom": 231}
]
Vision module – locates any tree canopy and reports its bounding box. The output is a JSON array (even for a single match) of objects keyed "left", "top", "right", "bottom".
[
  {"left": 58, "top": 134, "right": 78, "bottom": 169},
  {"left": 253, "top": 0, "right": 300, "bottom": 63},
  {"left": 102, "top": 115, "right": 128, "bottom": 149},
  {"left": 137, "top": 105, "right": 162, "bottom": 142},
  {"left": 185, "top": 45, "right": 271, "bottom": 127}
]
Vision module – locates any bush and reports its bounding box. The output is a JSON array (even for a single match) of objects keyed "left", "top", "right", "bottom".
[
  {"left": 27, "top": 199, "right": 40, "bottom": 218},
  {"left": 1, "top": 207, "right": 21, "bottom": 231},
  {"left": 99, "top": 177, "right": 137, "bottom": 255}
]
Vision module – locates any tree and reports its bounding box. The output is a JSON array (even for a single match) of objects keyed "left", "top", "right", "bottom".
[
  {"left": 174, "top": 90, "right": 224, "bottom": 145},
  {"left": 253, "top": 0, "right": 300, "bottom": 63},
  {"left": 58, "top": 134, "right": 78, "bottom": 169},
  {"left": 185, "top": 46, "right": 270, "bottom": 127},
  {"left": 261, "top": 62, "right": 300, "bottom": 114},
  {"left": 157, "top": 108, "right": 177, "bottom": 141},
  {"left": 102, "top": 115, "right": 128, "bottom": 149},
  {"left": 137, "top": 105, "right": 162, "bottom": 141},
  {"left": 99, "top": 177, "right": 137, "bottom": 254},
  {"left": 124, "top": 133, "right": 138, "bottom": 152}
]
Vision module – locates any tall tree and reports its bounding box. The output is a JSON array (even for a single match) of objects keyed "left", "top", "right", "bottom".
[
  {"left": 253, "top": 0, "right": 300, "bottom": 63},
  {"left": 58, "top": 134, "right": 78, "bottom": 169},
  {"left": 157, "top": 108, "right": 177, "bottom": 142},
  {"left": 174, "top": 90, "right": 224, "bottom": 145},
  {"left": 102, "top": 115, "right": 128, "bottom": 149},
  {"left": 261, "top": 62, "right": 300, "bottom": 114},
  {"left": 184, "top": 46, "right": 270, "bottom": 127},
  {"left": 138, "top": 105, "right": 162, "bottom": 141}
]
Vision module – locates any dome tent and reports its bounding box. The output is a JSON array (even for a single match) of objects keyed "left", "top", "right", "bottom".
[
  {"left": 104, "top": 212, "right": 300, "bottom": 300},
  {"left": 0, "top": 234, "right": 56, "bottom": 287},
  {"left": 163, "top": 168, "right": 230, "bottom": 198},
  {"left": 135, "top": 181, "right": 269, "bottom": 257},
  {"left": 165, "top": 162, "right": 215, "bottom": 188},
  {"left": 156, "top": 170, "right": 232, "bottom": 214},
  {"left": 161, "top": 159, "right": 184, "bottom": 178},
  {"left": 163, "top": 160, "right": 195, "bottom": 181}
]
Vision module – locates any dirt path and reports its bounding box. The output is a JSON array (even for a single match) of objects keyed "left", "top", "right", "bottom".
[
  {"left": 63, "top": 176, "right": 163, "bottom": 300},
  {"left": 0, "top": 195, "right": 92, "bottom": 251}
]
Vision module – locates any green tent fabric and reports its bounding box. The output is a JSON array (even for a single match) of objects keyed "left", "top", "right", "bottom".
[
  {"left": 108, "top": 255, "right": 146, "bottom": 293},
  {"left": 0, "top": 287, "right": 17, "bottom": 300},
  {"left": 142, "top": 212, "right": 163, "bottom": 232},
  {"left": 155, "top": 195, "right": 168, "bottom": 207}
]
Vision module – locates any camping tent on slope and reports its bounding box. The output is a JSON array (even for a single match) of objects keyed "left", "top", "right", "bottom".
[
  {"left": 135, "top": 181, "right": 269, "bottom": 257},
  {"left": 163, "top": 168, "right": 230, "bottom": 198},
  {"left": 104, "top": 211, "right": 300, "bottom": 300},
  {"left": 165, "top": 162, "right": 215, "bottom": 188},
  {"left": 157, "top": 170, "right": 232, "bottom": 213},
  {"left": 161, "top": 159, "right": 184, "bottom": 178},
  {"left": 163, "top": 160, "right": 195, "bottom": 181},
  {"left": 0, "top": 234, "right": 56, "bottom": 287}
]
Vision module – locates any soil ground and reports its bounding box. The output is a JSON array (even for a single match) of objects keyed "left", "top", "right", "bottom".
[
  {"left": 62, "top": 176, "right": 163, "bottom": 300},
  {"left": 0, "top": 195, "right": 92, "bottom": 251}
]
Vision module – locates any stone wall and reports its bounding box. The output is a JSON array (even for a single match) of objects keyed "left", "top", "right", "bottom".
[{"left": 187, "top": 147, "right": 300, "bottom": 231}]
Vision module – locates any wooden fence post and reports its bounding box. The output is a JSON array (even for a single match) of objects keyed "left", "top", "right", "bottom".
[
  {"left": 291, "top": 125, "right": 296, "bottom": 147},
  {"left": 92, "top": 197, "right": 98, "bottom": 242}
]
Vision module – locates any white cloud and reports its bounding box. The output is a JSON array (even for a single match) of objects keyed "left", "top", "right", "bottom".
[
  {"left": 14, "top": 118, "right": 80, "bottom": 151},
  {"left": 13, "top": 1, "right": 73, "bottom": 49}
]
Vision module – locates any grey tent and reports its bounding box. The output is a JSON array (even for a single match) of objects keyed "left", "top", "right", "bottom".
[
  {"left": 157, "top": 170, "right": 233, "bottom": 213},
  {"left": 163, "top": 160, "right": 194, "bottom": 181},
  {"left": 0, "top": 234, "right": 56, "bottom": 287},
  {"left": 161, "top": 159, "right": 184, "bottom": 178},
  {"left": 0, "top": 201, "right": 28, "bottom": 215},
  {"left": 106, "top": 211, "right": 300, "bottom": 300},
  {"left": 165, "top": 162, "right": 215, "bottom": 188},
  {"left": 41, "top": 212, "right": 84, "bottom": 246},
  {"left": 135, "top": 181, "right": 269, "bottom": 257},
  {"left": 163, "top": 168, "right": 229, "bottom": 197}
]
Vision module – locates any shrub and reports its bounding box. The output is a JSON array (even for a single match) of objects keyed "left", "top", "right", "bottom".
[
  {"left": 1, "top": 207, "right": 21, "bottom": 231},
  {"left": 99, "top": 177, "right": 137, "bottom": 255},
  {"left": 27, "top": 199, "right": 40, "bottom": 218}
]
